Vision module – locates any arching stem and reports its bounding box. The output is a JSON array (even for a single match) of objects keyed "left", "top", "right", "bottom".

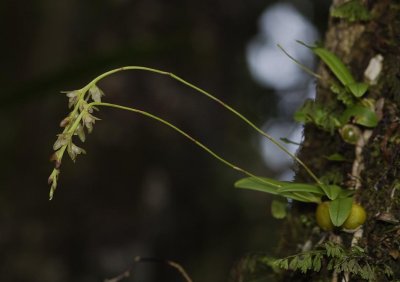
[
  {"left": 89, "top": 102, "right": 280, "bottom": 188},
  {"left": 84, "top": 66, "right": 321, "bottom": 184}
]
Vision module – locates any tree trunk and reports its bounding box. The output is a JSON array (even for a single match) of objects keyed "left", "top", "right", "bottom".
[{"left": 275, "top": 0, "right": 400, "bottom": 281}]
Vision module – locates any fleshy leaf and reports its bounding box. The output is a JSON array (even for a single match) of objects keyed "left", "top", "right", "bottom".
[
  {"left": 320, "top": 184, "right": 344, "bottom": 200},
  {"left": 278, "top": 183, "right": 325, "bottom": 195},
  {"left": 329, "top": 197, "right": 353, "bottom": 226},
  {"left": 234, "top": 177, "right": 282, "bottom": 195},
  {"left": 327, "top": 185, "right": 343, "bottom": 200},
  {"left": 297, "top": 40, "right": 356, "bottom": 87},
  {"left": 338, "top": 189, "right": 355, "bottom": 198},
  {"left": 282, "top": 191, "right": 321, "bottom": 203},
  {"left": 235, "top": 177, "right": 322, "bottom": 202}
]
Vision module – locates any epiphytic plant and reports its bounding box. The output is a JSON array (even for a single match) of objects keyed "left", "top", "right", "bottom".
[
  {"left": 49, "top": 45, "right": 370, "bottom": 232},
  {"left": 48, "top": 66, "right": 320, "bottom": 201}
]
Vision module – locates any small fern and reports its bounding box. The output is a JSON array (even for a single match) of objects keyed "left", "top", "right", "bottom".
[{"left": 273, "top": 242, "right": 393, "bottom": 281}]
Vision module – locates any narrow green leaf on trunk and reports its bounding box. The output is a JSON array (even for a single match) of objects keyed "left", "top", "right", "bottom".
[{"left": 297, "top": 40, "right": 355, "bottom": 87}]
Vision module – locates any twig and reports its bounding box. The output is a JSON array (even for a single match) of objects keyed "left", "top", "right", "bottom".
[
  {"left": 164, "top": 259, "right": 193, "bottom": 282},
  {"left": 104, "top": 256, "right": 193, "bottom": 282},
  {"left": 104, "top": 270, "right": 130, "bottom": 282}
]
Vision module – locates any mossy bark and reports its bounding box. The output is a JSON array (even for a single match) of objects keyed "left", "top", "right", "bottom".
[{"left": 276, "top": 0, "right": 400, "bottom": 281}]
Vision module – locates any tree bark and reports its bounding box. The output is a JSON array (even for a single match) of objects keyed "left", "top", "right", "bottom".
[{"left": 276, "top": 0, "right": 400, "bottom": 281}]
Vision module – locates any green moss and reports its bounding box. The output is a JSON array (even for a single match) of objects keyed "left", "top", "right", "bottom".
[{"left": 331, "top": 0, "right": 371, "bottom": 22}]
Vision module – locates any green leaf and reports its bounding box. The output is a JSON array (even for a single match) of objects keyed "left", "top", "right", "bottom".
[
  {"left": 278, "top": 183, "right": 325, "bottom": 195},
  {"left": 328, "top": 185, "right": 342, "bottom": 200},
  {"left": 320, "top": 184, "right": 344, "bottom": 200},
  {"left": 235, "top": 177, "right": 321, "bottom": 203},
  {"left": 347, "top": 82, "right": 369, "bottom": 97},
  {"left": 234, "top": 177, "right": 283, "bottom": 194},
  {"left": 282, "top": 192, "right": 321, "bottom": 203},
  {"left": 297, "top": 41, "right": 356, "bottom": 87},
  {"left": 338, "top": 189, "right": 355, "bottom": 198},
  {"left": 271, "top": 199, "right": 287, "bottom": 219},
  {"left": 298, "top": 41, "right": 370, "bottom": 101},
  {"left": 340, "top": 105, "right": 378, "bottom": 127},
  {"left": 329, "top": 197, "right": 353, "bottom": 226}
]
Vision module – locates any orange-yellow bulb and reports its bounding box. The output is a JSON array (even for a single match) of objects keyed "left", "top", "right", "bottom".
[
  {"left": 342, "top": 203, "right": 367, "bottom": 230},
  {"left": 316, "top": 202, "right": 367, "bottom": 231},
  {"left": 316, "top": 202, "right": 334, "bottom": 231}
]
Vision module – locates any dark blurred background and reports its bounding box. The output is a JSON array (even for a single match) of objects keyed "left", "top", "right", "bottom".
[{"left": 0, "top": 1, "right": 330, "bottom": 281}]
